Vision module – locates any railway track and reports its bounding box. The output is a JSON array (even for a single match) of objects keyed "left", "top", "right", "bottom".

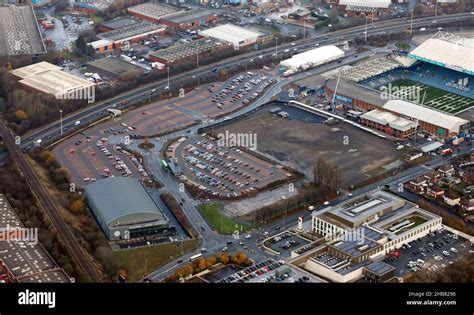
[{"left": 0, "top": 120, "right": 102, "bottom": 282}]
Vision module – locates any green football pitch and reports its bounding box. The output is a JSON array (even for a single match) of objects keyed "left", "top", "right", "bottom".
[{"left": 381, "top": 79, "right": 474, "bottom": 114}]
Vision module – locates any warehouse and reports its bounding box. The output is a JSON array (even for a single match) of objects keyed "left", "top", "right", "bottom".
[
  {"left": 149, "top": 38, "right": 230, "bottom": 66},
  {"left": 10, "top": 62, "right": 95, "bottom": 102},
  {"left": 74, "top": 0, "right": 117, "bottom": 14},
  {"left": 98, "top": 17, "right": 142, "bottom": 32},
  {"left": 199, "top": 24, "right": 264, "bottom": 49},
  {"left": 86, "top": 57, "right": 144, "bottom": 81},
  {"left": 97, "top": 21, "right": 167, "bottom": 48},
  {"left": 160, "top": 8, "right": 218, "bottom": 30},
  {"left": 338, "top": 0, "right": 391, "bottom": 15},
  {"left": 84, "top": 177, "right": 170, "bottom": 241},
  {"left": 128, "top": 1, "right": 182, "bottom": 23},
  {"left": 0, "top": 5, "right": 46, "bottom": 56},
  {"left": 280, "top": 45, "right": 344, "bottom": 74}
]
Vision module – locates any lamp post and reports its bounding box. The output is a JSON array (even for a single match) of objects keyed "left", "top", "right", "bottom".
[{"left": 59, "top": 110, "right": 63, "bottom": 135}]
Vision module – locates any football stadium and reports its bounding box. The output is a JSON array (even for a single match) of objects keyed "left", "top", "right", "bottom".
[
  {"left": 324, "top": 32, "right": 472, "bottom": 140},
  {"left": 361, "top": 32, "right": 474, "bottom": 115}
]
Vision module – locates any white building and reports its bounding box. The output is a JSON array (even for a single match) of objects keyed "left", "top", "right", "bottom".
[
  {"left": 198, "top": 24, "right": 263, "bottom": 50},
  {"left": 280, "top": 45, "right": 344, "bottom": 73}
]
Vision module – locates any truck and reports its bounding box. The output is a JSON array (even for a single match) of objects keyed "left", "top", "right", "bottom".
[{"left": 441, "top": 148, "right": 453, "bottom": 156}]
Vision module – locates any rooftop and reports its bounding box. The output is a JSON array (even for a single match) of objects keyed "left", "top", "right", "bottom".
[
  {"left": 361, "top": 109, "right": 417, "bottom": 132},
  {"left": 128, "top": 2, "right": 181, "bottom": 20},
  {"left": 160, "top": 8, "right": 214, "bottom": 24},
  {"left": 84, "top": 177, "right": 168, "bottom": 228},
  {"left": 98, "top": 21, "right": 166, "bottom": 43},
  {"left": 149, "top": 38, "right": 228, "bottom": 63},
  {"left": 100, "top": 17, "right": 142, "bottom": 30},
  {"left": 0, "top": 5, "right": 46, "bottom": 56},
  {"left": 325, "top": 79, "right": 387, "bottom": 107},
  {"left": 87, "top": 57, "right": 144, "bottom": 76},
  {"left": 10, "top": 61, "right": 95, "bottom": 97},
  {"left": 199, "top": 24, "right": 262, "bottom": 45}
]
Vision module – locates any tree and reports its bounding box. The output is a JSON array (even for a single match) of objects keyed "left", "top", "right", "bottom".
[
  {"left": 313, "top": 155, "right": 343, "bottom": 192},
  {"left": 197, "top": 258, "right": 207, "bottom": 271},
  {"left": 70, "top": 199, "right": 85, "bottom": 214},
  {"left": 219, "top": 253, "right": 229, "bottom": 265}
]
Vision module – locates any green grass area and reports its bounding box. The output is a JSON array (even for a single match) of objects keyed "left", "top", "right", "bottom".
[
  {"left": 385, "top": 79, "right": 474, "bottom": 114},
  {"left": 387, "top": 216, "right": 427, "bottom": 235},
  {"left": 114, "top": 239, "right": 199, "bottom": 282},
  {"left": 89, "top": 14, "right": 104, "bottom": 25},
  {"left": 198, "top": 203, "right": 248, "bottom": 234},
  {"left": 395, "top": 42, "right": 410, "bottom": 50}
]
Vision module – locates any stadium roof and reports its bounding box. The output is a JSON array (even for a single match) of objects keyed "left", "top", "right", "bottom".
[
  {"left": 0, "top": 5, "right": 46, "bottom": 56},
  {"left": 339, "top": 0, "right": 391, "bottom": 8},
  {"left": 281, "top": 45, "right": 344, "bottom": 70},
  {"left": 383, "top": 100, "right": 470, "bottom": 133},
  {"left": 408, "top": 32, "right": 474, "bottom": 75},
  {"left": 199, "top": 24, "right": 262, "bottom": 46},
  {"left": 326, "top": 79, "right": 387, "bottom": 107},
  {"left": 84, "top": 177, "right": 167, "bottom": 229}
]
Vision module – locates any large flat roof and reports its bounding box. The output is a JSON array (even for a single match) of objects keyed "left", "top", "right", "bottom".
[
  {"left": 361, "top": 109, "right": 417, "bottom": 132},
  {"left": 383, "top": 99, "right": 470, "bottom": 133},
  {"left": 199, "top": 24, "right": 262, "bottom": 45},
  {"left": 409, "top": 32, "right": 474, "bottom": 76},
  {"left": 98, "top": 21, "right": 166, "bottom": 43},
  {"left": 84, "top": 177, "right": 168, "bottom": 228},
  {"left": 10, "top": 61, "right": 94, "bottom": 97},
  {"left": 150, "top": 38, "right": 227, "bottom": 63},
  {"left": 161, "top": 8, "right": 214, "bottom": 24},
  {"left": 0, "top": 194, "right": 70, "bottom": 283},
  {"left": 0, "top": 5, "right": 46, "bottom": 56},
  {"left": 100, "top": 17, "right": 141, "bottom": 30},
  {"left": 326, "top": 79, "right": 387, "bottom": 107},
  {"left": 87, "top": 57, "right": 143, "bottom": 76},
  {"left": 339, "top": 0, "right": 391, "bottom": 8},
  {"left": 128, "top": 2, "right": 181, "bottom": 20}
]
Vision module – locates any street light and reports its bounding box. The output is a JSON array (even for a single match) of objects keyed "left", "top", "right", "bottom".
[
  {"left": 275, "top": 37, "right": 279, "bottom": 63},
  {"left": 167, "top": 66, "right": 170, "bottom": 90},
  {"left": 59, "top": 110, "right": 63, "bottom": 135}
]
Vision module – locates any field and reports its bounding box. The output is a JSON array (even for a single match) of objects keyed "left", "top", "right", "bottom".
[
  {"left": 213, "top": 106, "right": 401, "bottom": 187},
  {"left": 198, "top": 203, "right": 249, "bottom": 234},
  {"left": 114, "top": 239, "right": 199, "bottom": 281},
  {"left": 386, "top": 79, "right": 474, "bottom": 114}
]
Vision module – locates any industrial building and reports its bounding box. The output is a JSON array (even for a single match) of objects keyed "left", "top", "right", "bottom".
[
  {"left": 86, "top": 57, "right": 144, "bottom": 81},
  {"left": 0, "top": 5, "right": 46, "bottom": 56},
  {"left": 149, "top": 37, "right": 231, "bottom": 66},
  {"left": 10, "top": 61, "right": 95, "bottom": 101},
  {"left": 338, "top": 0, "right": 391, "bottom": 15},
  {"left": 84, "top": 177, "right": 170, "bottom": 241},
  {"left": 96, "top": 21, "right": 167, "bottom": 48},
  {"left": 360, "top": 109, "right": 417, "bottom": 139},
  {"left": 280, "top": 45, "right": 344, "bottom": 75},
  {"left": 289, "top": 189, "right": 442, "bottom": 283},
  {"left": 0, "top": 194, "right": 71, "bottom": 283},
  {"left": 199, "top": 24, "right": 269, "bottom": 50},
  {"left": 325, "top": 79, "right": 470, "bottom": 139},
  {"left": 74, "top": 0, "right": 118, "bottom": 14},
  {"left": 98, "top": 17, "right": 142, "bottom": 32},
  {"left": 159, "top": 8, "right": 218, "bottom": 30},
  {"left": 127, "top": 1, "right": 182, "bottom": 23}
]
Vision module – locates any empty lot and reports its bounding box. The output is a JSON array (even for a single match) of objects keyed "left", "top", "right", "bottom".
[{"left": 213, "top": 106, "right": 401, "bottom": 187}]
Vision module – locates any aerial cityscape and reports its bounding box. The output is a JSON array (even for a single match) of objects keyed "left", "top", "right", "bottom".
[{"left": 0, "top": 0, "right": 473, "bottom": 312}]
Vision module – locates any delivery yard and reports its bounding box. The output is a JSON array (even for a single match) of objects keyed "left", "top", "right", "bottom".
[{"left": 213, "top": 105, "right": 401, "bottom": 186}]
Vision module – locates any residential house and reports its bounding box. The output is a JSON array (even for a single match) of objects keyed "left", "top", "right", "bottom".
[
  {"left": 409, "top": 176, "right": 427, "bottom": 193},
  {"left": 423, "top": 171, "right": 440, "bottom": 184},
  {"left": 426, "top": 186, "right": 445, "bottom": 199},
  {"left": 438, "top": 164, "right": 455, "bottom": 177},
  {"left": 443, "top": 192, "right": 460, "bottom": 206}
]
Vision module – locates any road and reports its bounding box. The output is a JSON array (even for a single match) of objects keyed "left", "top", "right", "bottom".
[
  {"left": 0, "top": 11, "right": 471, "bottom": 163},
  {"left": 0, "top": 120, "right": 102, "bottom": 282}
]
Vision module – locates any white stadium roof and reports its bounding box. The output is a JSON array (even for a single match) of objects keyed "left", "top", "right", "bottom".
[
  {"left": 408, "top": 32, "right": 474, "bottom": 75},
  {"left": 383, "top": 100, "right": 469, "bottom": 134},
  {"left": 199, "top": 24, "right": 262, "bottom": 46},
  {"left": 339, "top": 0, "right": 391, "bottom": 8},
  {"left": 280, "top": 45, "right": 344, "bottom": 70}
]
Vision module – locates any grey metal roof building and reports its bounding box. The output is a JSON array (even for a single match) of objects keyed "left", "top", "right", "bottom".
[{"left": 84, "top": 177, "right": 169, "bottom": 241}]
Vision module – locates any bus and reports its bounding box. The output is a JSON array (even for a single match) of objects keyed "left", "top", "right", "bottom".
[
  {"left": 189, "top": 253, "right": 202, "bottom": 262},
  {"left": 161, "top": 160, "right": 169, "bottom": 171}
]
